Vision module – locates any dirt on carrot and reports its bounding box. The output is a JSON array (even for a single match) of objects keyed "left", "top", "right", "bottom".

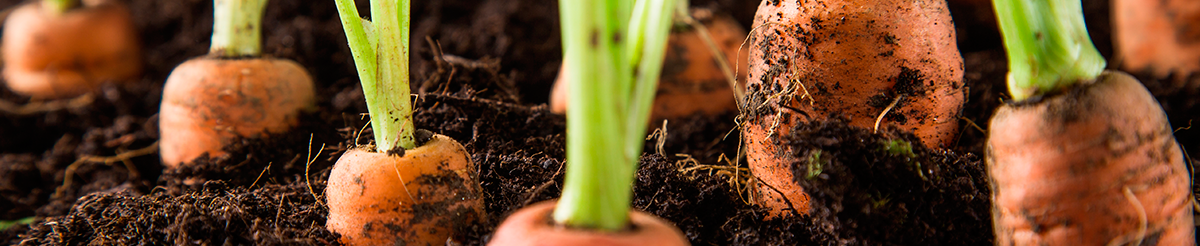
[{"left": 988, "top": 71, "right": 1194, "bottom": 245}]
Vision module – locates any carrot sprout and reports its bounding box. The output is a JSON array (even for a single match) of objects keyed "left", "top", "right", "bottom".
[
  {"left": 333, "top": 0, "right": 415, "bottom": 152},
  {"left": 41, "top": 0, "right": 77, "bottom": 15},
  {"left": 993, "top": 0, "right": 1105, "bottom": 100},
  {"left": 211, "top": 0, "right": 266, "bottom": 57},
  {"left": 553, "top": 0, "right": 676, "bottom": 231}
]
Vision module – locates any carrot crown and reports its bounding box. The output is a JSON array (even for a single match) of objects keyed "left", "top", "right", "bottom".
[
  {"left": 41, "top": 0, "right": 77, "bottom": 15},
  {"left": 333, "top": 0, "right": 415, "bottom": 152},
  {"left": 553, "top": 0, "right": 676, "bottom": 231},
  {"left": 211, "top": 0, "right": 266, "bottom": 58},
  {"left": 993, "top": 0, "right": 1105, "bottom": 101}
]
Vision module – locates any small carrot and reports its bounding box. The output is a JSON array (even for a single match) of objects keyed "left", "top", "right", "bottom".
[
  {"left": 2, "top": 0, "right": 141, "bottom": 99},
  {"left": 988, "top": 0, "right": 1194, "bottom": 244},
  {"left": 491, "top": 0, "right": 687, "bottom": 244},
  {"left": 324, "top": 0, "right": 484, "bottom": 245},
  {"left": 159, "top": 0, "right": 315, "bottom": 167},
  {"left": 550, "top": 11, "right": 748, "bottom": 123},
  {"left": 1114, "top": 0, "right": 1200, "bottom": 81},
  {"left": 742, "top": 0, "right": 965, "bottom": 218}
]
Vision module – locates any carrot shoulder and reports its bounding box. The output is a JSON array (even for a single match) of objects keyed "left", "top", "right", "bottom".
[{"left": 159, "top": 58, "right": 315, "bottom": 167}]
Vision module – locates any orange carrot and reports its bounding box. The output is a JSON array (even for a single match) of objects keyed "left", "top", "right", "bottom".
[
  {"left": 1114, "top": 0, "right": 1200, "bottom": 81},
  {"left": 325, "top": 133, "right": 484, "bottom": 245},
  {"left": 324, "top": 0, "right": 485, "bottom": 244},
  {"left": 158, "top": 0, "right": 315, "bottom": 167},
  {"left": 988, "top": 72, "right": 1194, "bottom": 245},
  {"left": 488, "top": 200, "right": 688, "bottom": 246},
  {"left": 159, "top": 58, "right": 315, "bottom": 167},
  {"left": 988, "top": 0, "right": 1194, "bottom": 244},
  {"left": 2, "top": 0, "right": 141, "bottom": 99},
  {"left": 550, "top": 12, "right": 748, "bottom": 123},
  {"left": 742, "top": 0, "right": 964, "bottom": 218}
]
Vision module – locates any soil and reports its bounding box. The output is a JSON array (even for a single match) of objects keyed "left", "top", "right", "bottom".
[{"left": 0, "top": 0, "right": 1195, "bottom": 246}]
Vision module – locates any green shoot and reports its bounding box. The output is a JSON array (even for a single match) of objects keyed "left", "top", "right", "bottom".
[
  {"left": 993, "top": 0, "right": 1105, "bottom": 101},
  {"left": 333, "top": 0, "right": 415, "bottom": 152},
  {"left": 552, "top": 0, "right": 676, "bottom": 231},
  {"left": 211, "top": 0, "right": 267, "bottom": 58},
  {"left": 41, "top": 0, "right": 77, "bottom": 15}
]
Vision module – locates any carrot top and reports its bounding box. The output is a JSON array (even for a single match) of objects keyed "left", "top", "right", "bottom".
[
  {"left": 333, "top": 0, "right": 415, "bottom": 152},
  {"left": 211, "top": 0, "right": 266, "bottom": 58},
  {"left": 993, "top": 0, "right": 1105, "bottom": 101},
  {"left": 41, "top": 0, "right": 77, "bottom": 15},
  {"left": 553, "top": 0, "right": 676, "bottom": 231}
]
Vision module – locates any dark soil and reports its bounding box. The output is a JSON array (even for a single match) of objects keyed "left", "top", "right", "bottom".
[{"left": 0, "top": 0, "right": 1195, "bottom": 245}]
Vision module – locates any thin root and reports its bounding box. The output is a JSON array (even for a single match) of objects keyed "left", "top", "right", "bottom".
[
  {"left": 55, "top": 141, "right": 158, "bottom": 198},
  {"left": 0, "top": 94, "right": 94, "bottom": 115},
  {"left": 874, "top": 95, "right": 904, "bottom": 133},
  {"left": 305, "top": 134, "right": 326, "bottom": 206},
  {"left": 677, "top": 153, "right": 753, "bottom": 204},
  {"left": 646, "top": 120, "right": 669, "bottom": 157},
  {"left": 960, "top": 117, "right": 987, "bottom": 134},
  {"left": 1107, "top": 187, "right": 1148, "bottom": 246}
]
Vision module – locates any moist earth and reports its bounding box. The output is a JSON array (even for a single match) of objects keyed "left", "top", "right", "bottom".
[{"left": 0, "top": 0, "right": 1196, "bottom": 245}]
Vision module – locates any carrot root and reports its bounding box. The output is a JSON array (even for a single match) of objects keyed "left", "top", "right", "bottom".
[
  {"left": 488, "top": 200, "right": 688, "bottom": 246},
  {"left": 325, "top": 133, "right": 484, "bottom": 246},
  {"left": 159, "top": 57, "right": 315, "bottom": 167},
  {"left": 987, "top": 71, "right": 1195, "bottom": 245}
]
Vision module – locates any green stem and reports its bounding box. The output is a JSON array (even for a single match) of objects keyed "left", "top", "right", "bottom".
[
  {"left": 211, "top": 0, "right": 266, "bottom": 57},
  {"left": 553, "top": 0, "right": 674, "bottom": 232},
  {"left": 41, "top": 0, "right": 76, "bottom": 15},
  {"left": 993, "top": 0, "right": 1105, "bottom": 101},
  {"left": 333, "top": 0, "right": 414, "bottom": 152}
]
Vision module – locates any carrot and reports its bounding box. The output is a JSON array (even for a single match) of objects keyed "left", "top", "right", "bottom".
[
  {"left": 488, "top": 200, "right": 687, "bottom": 246},
  {"left": 987, "top": 0, "right": 1194, "bottom": 244},
  {"left": 324, "top": 0, "right": 484, "bottom": 245},
  {"left": 325, "top": 131, "right": 484, "bottom": 245},
  {"left": 491, "top": 0, "right": 686, "bottom": 244},
  {"left": 2, "top": 0, "right": 141, "bottom": 99},
  {"left": 549, "top": 11, "right": 747, "bottom": 122},
  {"left": 159, "top": 0, "right": 315, "bottom": 167},
  {"left": 742, "top": 0, "right": 964, "bottom": 218},
  {"left": 1114, "top": 0, "right": 1200, "bottom": 81}
]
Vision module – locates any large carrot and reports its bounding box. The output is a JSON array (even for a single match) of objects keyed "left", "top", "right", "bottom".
[
  {"left": 324, "top": 0, "right": 484, "bottom": 245},
  {"left": 550, "top": 11, "right": 748, "bottom": 123},
  {"left": 159, "top": 0, "right": 315, "bottom": 167},
  {"left": 987, "top": 0, "right": 1194, "bottom": 244},
  {"left": 2, "top": 0, "right": 141, "bottom": 99},
  {"left": 1114, "top": 0, "right": 1200, "bottom": 81},
  {"left": 742, "top": 0, "right": 964, "bottom": 218},
  {"left": 490, "top": 0, "right": 686, "bottom": 244}
]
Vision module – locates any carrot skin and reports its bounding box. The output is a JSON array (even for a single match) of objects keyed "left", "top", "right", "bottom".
[
  {"left": 1114, "top": 0, "right": 1200, "bottom": 80},
  {"left": 744, "top": 0, "right": 964, "bottom": 218},
  {"left": 326, "top": 134, "right": 485, "bottom": 246},
  {"left": 987, "top": 71, "right": 1195, "bottom": 245},
  {"left": 488, "top": 200, "right": 688, "bottom": 246},
  {"left": 159, "top": 57, "right": 315, "bottom": 167},
  {"left": 2, "top": 0, "right": 141, "bottom": 99}
]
